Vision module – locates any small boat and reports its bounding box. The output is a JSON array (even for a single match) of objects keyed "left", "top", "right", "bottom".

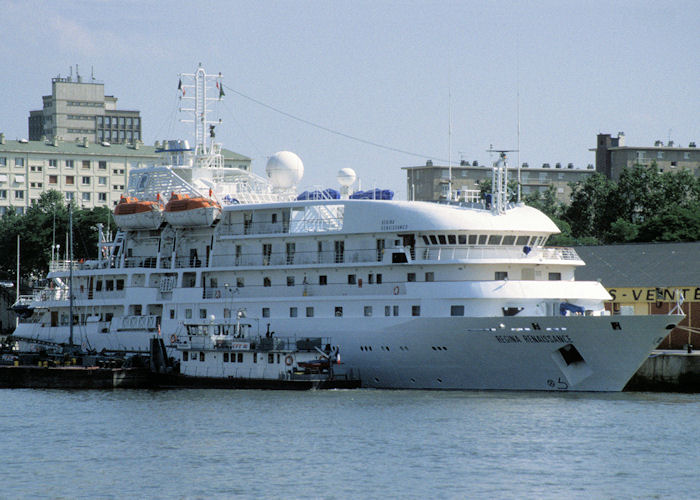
[
  {"left": 159, "top": 318, "right": 360, "bottom": 389},
  {"left": 163, "top": 192, "right": 221, "bottom": 227},
  {"left": 113, "top": 196, "right": 164, "bottom": 230}
]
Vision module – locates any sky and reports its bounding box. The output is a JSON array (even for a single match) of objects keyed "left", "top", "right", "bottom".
[{"left": 1, "top": 0, "right": 698, "bottom": 198}]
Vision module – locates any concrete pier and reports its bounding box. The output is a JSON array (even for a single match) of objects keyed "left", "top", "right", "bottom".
[{"left": 625, "top": 350, "right": 700, "bottom": 392}]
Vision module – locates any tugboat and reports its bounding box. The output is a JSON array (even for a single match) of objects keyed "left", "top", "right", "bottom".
[{"left": 158, "top": 311, "right": 360, "bottom": 389}]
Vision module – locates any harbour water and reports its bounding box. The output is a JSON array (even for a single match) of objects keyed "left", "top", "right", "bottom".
[{"left": 1, "top": 389, "right": 698, "bottom": 499}]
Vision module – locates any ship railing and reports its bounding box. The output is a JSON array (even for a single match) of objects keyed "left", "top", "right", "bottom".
[
  {"left": 116, "top": 315, "right": 158, "bottom": 331},
  {"left": 124, "top": 256, "right": 158, "bottom": 269},
  {"left": 209, "top": 248, "right": 380, "bottom": 268},
  {"left": 220, "top": 216, "right": 344, "bottom": 237},
  {"left": 202, "top": 282, "right": 405, "bottom": 299}
]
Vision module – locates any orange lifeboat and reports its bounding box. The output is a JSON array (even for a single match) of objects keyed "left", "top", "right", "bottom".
[
  {"left": 164, "top": 192, "right": 221, "bottom": 227},
  {"left": 113, "top": 196, "right": 164, "bottom": 230}
]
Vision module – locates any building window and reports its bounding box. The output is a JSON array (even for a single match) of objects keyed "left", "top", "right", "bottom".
[
  {"left": 15, "top": 158, "right": 25, "bottom": 167},
  {"left": 306, "top": 307, "right": 314, "bottom": 317},
  {"left": 66, "top": 176, "right": 74, "bottom": 185},
  {"left": 290, "top": 307, "right": 298, "bottom": 318},
  {"left": 262, "top": 307, "right": 270, "bottom": 318},
  {"left": 0, "top": 157, "right": 6, "bottom": 166},
  {"left": 49, "top": 175, "right": 58, "bottom": 184},
  {"left": 14, "top": 190, "right": 24, "bottom": 199},
  {"left": 335, "top": 306, "right": 343, "bottom": 317},
  {"left": 98, "top": 177, "right": 107, "bottom": 185},
  {"left": 364, "top": 306, "right": 372, "bottom": 317},
  {"left": 82, "top": 160, "right": 90, "bottom": 169},
  {"left": 451, "top": 305, "right": 465, "bottom": 316},
  {"left": 82, "top": 176, "right": 90, "bottom": 185},
  {"left": 0, "top": 190, "right": 6, "bottom": 199},
  {"left": 65, "top": 160, "right": 74, "bottom": 168},
  {"left": 412, "top": 305, "right": 421, "bottom": 317},
  {"left": 98, "top": 161, "right": 107, "bottom": 170},
  {"left": 82, "top": 192, "right": 90, "bottom": 202}
]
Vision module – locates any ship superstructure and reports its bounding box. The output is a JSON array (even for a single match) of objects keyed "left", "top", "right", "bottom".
[{"left": 12, "top": 66, "right": 682, "bottom": 391}]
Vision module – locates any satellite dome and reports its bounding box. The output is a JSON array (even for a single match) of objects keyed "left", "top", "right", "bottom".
[
  {"left": 266, "top": 151, "right": 304, "bottom": 189},
  {"left": 337, "top": 168, "right": 356, "bottom": 187}
]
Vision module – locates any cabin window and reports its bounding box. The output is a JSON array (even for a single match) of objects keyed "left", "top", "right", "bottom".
[
  {"left": 286, "top": 242, "right": 295, "bottom": 264},
  {"left": 96, "top": 280, "right": 103, "bottom": 292},
  {"left": 478, "top": 235, "right": 488, "bottom": 245},
  {"left": 263, "top": 277, "right": 271, "bottom": 287},
  {"left": 376, "top": 274, "right": 382, "bottom": 284},
  {"left": 528, "top": 236, "right": 538, "bottom": 246},
  {"left": 438, "top": 235, "right": 447, "bottom": 245},
  {"left": 549, "top": 272, "right": 562, "bottom": 281},
  {"left": 503, "top": 235, "right": 516, "bottom": 245},
  {"left": 199, "top": 309, "right": 207, "bottom": 319},
  {"left": 287, "top": 276, "right": 295, "bottom": 287},
  {"left": 271, "top": 213, "right": 277, "bottom": 224},
  {"left": 407, "top": 273, "right": 416, "bottom": 282},
  {"left": 210, "top": 278, "right": 218, "bottom": 288},
  {"left": 447, "top": 235, "right": 456, "bottom": 245},
  {"left": 185, "top": 308, "right": 192, "bottom": 319},
  {"left": 116, "top": 279, "right": 124, "bottom": 290},
  {"left": 236, "top": 277, "right": 244, "bottom": 288},
  {"left": 235, "top": 245, "right": 242, "bottom": 265},
  {"left": 425, "top": 272, "right": 434, "bottom": 282},
  {"left": 451, "top": 305, "right": 465, "bottom": 316},
  {"left": 306, "top": 307, "right": 314, "bottom": 318},
  {"left": 237, "top": 353, "right": 243, "bottom": 362},
  {"left": 262, "top": 244, "right": 271, "bottom": 266},
  {"left": 317, "top": 241, "right": 323, "bottom": 261},
  {"left": 422, "top": 235, "right": 430, "bottom": 245},
  {"left": 262, "top": 307, "right": 270, "bottom": 318},
  {"left": 335, "top": 306, "right": 343, "bottom": 317},
  {"left": 290, "top": 307, "right": 298, "bottom": 318},
  {"left": 277, "top": 354, "right": 281, "bottom": 364},
  {"left": 348, "top": 274, "right": 356, "bottom": 285},
  {"left": 488, "top": 235, "right": 502, "bottom": 245},
  {"left": 458, "top": 235, "right": 466, "bottom": 244},
  {"left": 393, "top": 305, "right": 399, "bottom": 316},
  {"left": 334, "top": 240, "right": 345, "bottom": 263},
  {"left": 268, "top": 353, "right": 274, "bottom": 364},
  {"left": 319, "top": 275, "right": 327, "bottom": 285},
  {"left": 429, "top": 235, "right": 438, "bottom": 245},
  {"left": 169, "top": 309, "right": 175, "bottom": 319},
  {"left": 385, "top": 306, "right": 391, "bottom": 317},
  {"left": 253, "top": 353, "right": 257, "bottom": 363},
  {"left": 223, "top": 308, "right": 231, "bottom": 319},
  {"left": 376, "top": 239, "right": 385, "bottom": 262},
  {"left": 364, "top": 306, "right": 373, "bottom": 317},
  {"left": 368, "top": 273, "right": 374, "bottom": 284},
  {"left": 182, "top": 351, "right": 188, "bottom": 361},
  {"left": 516, "top": 235, "right": 529, "bottom": 246},
  {"left": 199, "top": 352, "right": 205, "bottom": 362},
  {"left": 223, "top": 353, "right": 229, "bottom": 362},
  {"left": 412, "top": 305, "right": 421, "bottom": 316},
  {"left": 495, "top": 271, "right": 508, "bottom": 280}
]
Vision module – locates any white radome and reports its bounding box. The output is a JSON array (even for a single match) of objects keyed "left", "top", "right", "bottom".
[
  {"left": 266, "top": 151, "right": 304, "bottom": 189},
  {"left": 337, "top": 168, "right": 356, "bottom": 187}
]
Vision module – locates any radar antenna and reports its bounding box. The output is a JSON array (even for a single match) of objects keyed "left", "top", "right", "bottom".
[{"left": 486, "top": 149, "right": 518, "bottom": 214}]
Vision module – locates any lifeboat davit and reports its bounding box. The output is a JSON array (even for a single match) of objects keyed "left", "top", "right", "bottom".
[
  {"left": 113, "top": 196, "right": 164, "bottom": 230},
  {"left": 164, "top": 192, "right": 221, "bottom": 227}
]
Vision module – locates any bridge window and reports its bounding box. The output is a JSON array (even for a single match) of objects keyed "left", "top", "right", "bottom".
[
  {"left": 447, "top": 235, "right": 456, "bottom": 245},
  {"left": 516, "top": 235, "right": 529, "bottom": 245},
  {"left": 503, "top": 235, "right": 516, "bottom": 245},
  {"left": 429, "top": 235, "right": 438, "bottom": 245},
  {"left": 488, "top": 235, "right": 502, "bottom": 245},
  {"left": 422, "top": 235, "right": 430, "bottom": 245},
  {"left": 438, "top": 235, "right": 447, "bottom": 245},
  {"left": 458, "top": 235, "right": 466, "bottom": 244}
]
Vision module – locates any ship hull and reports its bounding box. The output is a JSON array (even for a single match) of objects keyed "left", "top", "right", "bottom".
[{"left": 13, "top": 314, "right": 678, "bottom": 391}]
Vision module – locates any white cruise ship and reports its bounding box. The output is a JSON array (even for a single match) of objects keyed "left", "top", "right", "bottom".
[{"left": 12, "top": 66, "right": 682, "bottom": 391}]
